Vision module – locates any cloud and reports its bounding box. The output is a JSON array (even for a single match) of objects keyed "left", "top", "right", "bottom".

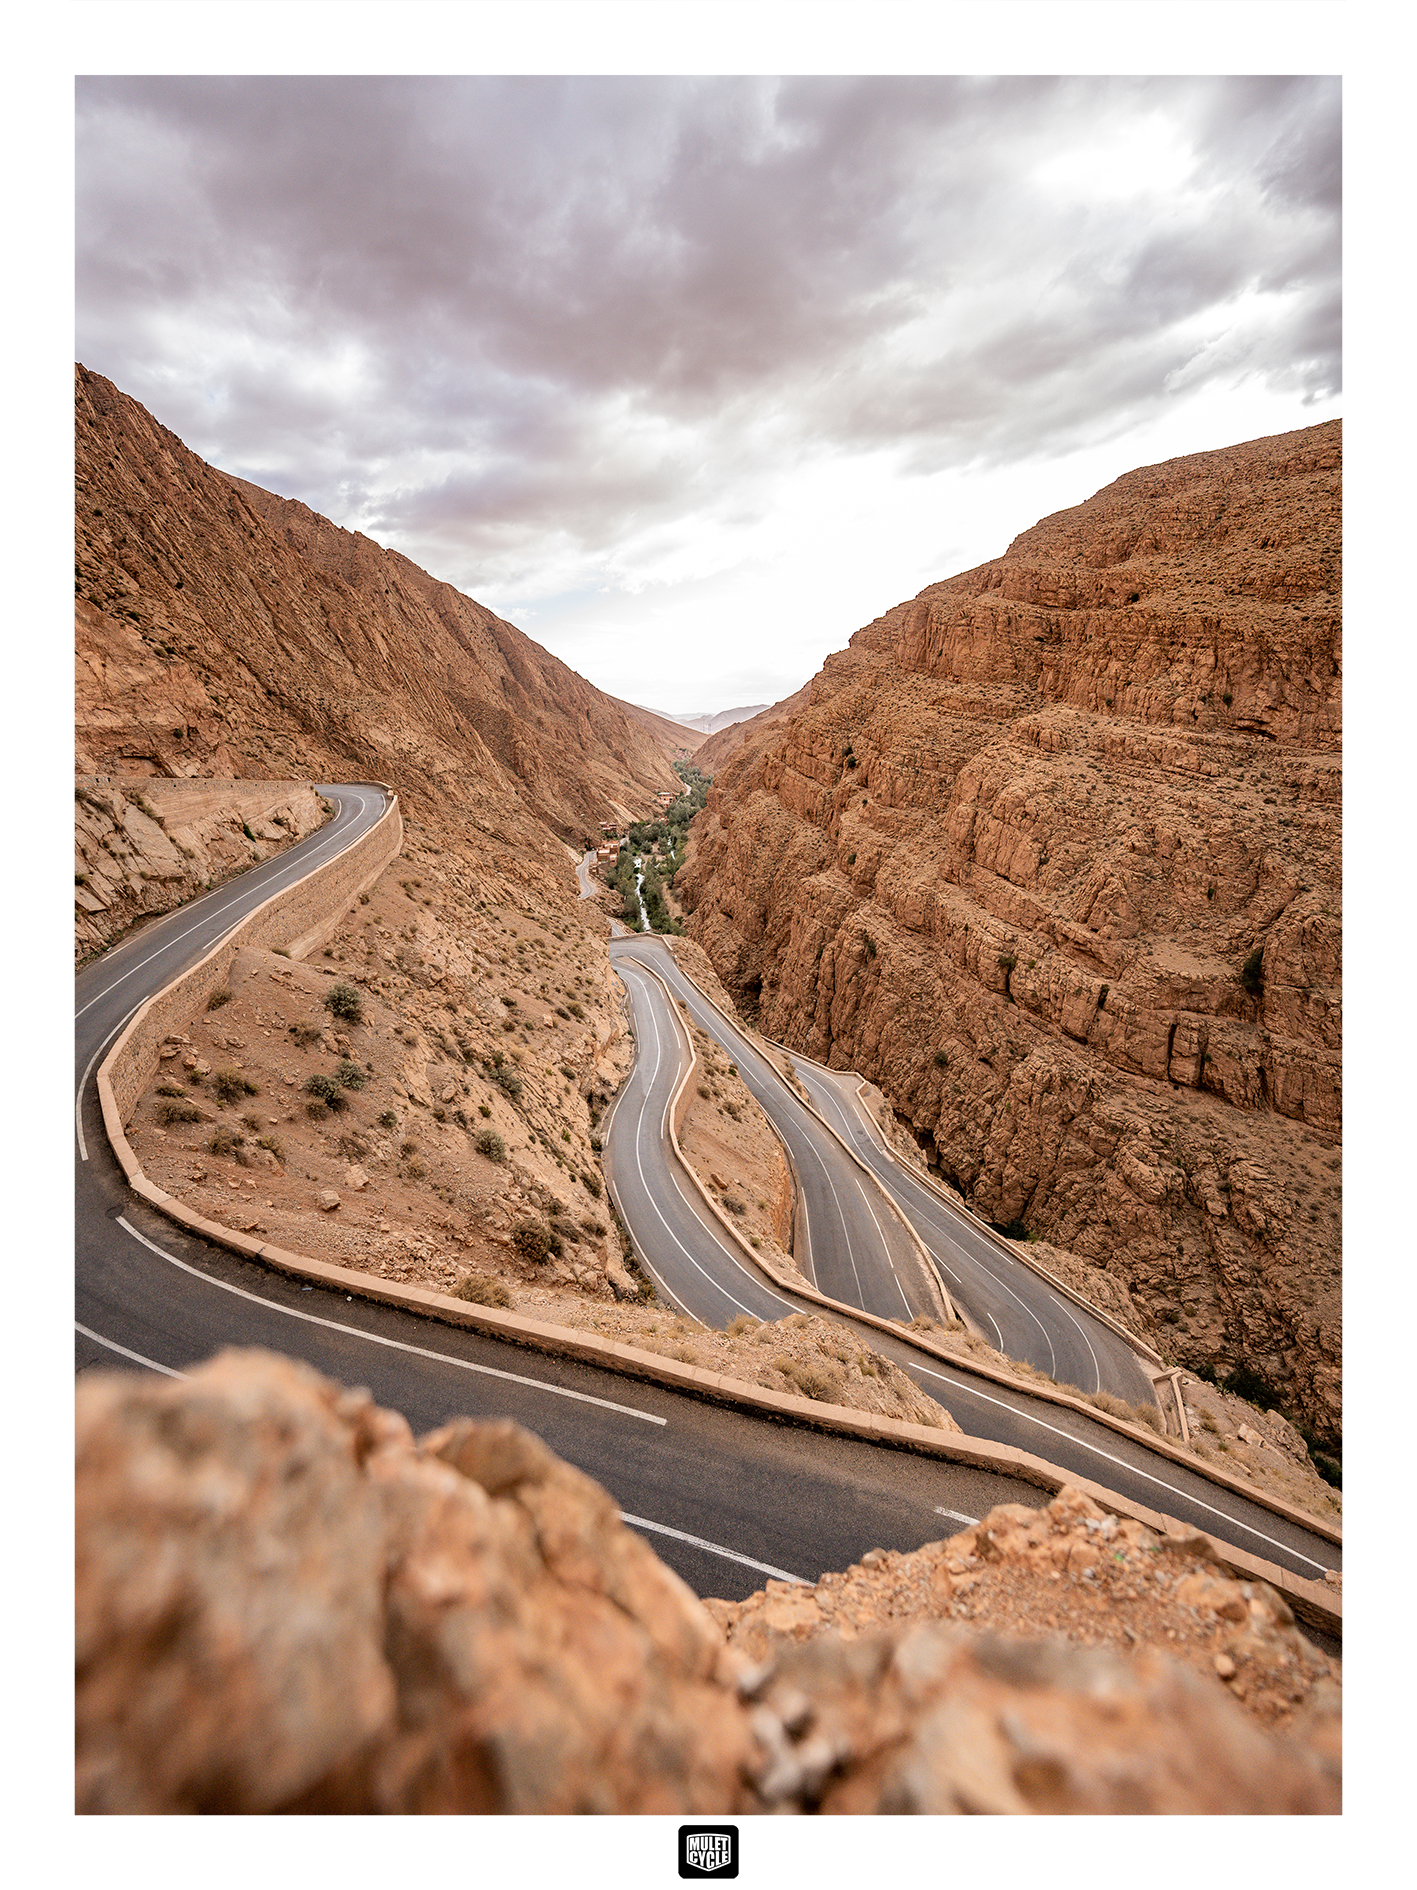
[{"left": 75, "top": 75, "right": 1340, "bottom": 672}]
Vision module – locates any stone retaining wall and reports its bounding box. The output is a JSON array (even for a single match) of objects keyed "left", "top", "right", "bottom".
[{"left": 104, "top": 793, "right": 402, "bottom": 1125}]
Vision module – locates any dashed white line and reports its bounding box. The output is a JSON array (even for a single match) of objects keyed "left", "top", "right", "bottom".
[
  {"left": 909, "top": 1356, "right": 1331, "bottom": 1576},
  {"left": 620, "top": 1514, "right": 808, "bottom": 1584}
]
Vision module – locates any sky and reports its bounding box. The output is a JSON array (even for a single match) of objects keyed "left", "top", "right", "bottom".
[{"left": 73, "top": 70, "right": 1341, "bottom": 713}]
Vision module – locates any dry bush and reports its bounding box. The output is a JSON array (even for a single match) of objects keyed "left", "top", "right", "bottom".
[{"left": 454, "top": 1271, "right": 512, "bottom": 1308}]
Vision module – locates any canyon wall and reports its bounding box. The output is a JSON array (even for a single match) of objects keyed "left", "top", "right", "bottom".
[
  {"left": 680, "top": 423, "right": 1341, "bottom": 1441},
  {"left": 75, "top": 365, "right": 675, "bottom": 843}
]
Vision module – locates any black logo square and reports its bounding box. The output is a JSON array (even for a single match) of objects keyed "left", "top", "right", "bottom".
[{"left": 678, "top": 1825, "right": 739, "bottom": 1878}]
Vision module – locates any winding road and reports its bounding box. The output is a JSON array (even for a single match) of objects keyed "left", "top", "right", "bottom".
[{"left": 75, "top": 787, "right": 1340, "bottom": 1610}]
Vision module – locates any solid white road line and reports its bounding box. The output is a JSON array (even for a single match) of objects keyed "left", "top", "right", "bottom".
[
  {"left": 75, "top": 1322, "right": 185, "bottom": 1378},
  {"left": 74, "top": 1005, "right": 141, "bottom": 1160},
  {"left": 934, "top": 1507, "right": 978, "bottom": 1526},
  {"left": 909, "top": 1355, "right": 1332, "bottom": 1576},
  {"left": 75, "top": 789, "right": 375, "bottom": 1021},
  {"left": 114, "top": 1217, "right": 668, "bottom": 1426},
  {"left": 620, "top": 1513, "right": 808, "bottom": 1584}
]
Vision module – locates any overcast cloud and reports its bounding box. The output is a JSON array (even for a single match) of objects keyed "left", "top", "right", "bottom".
[{"left": 75, "top": 76, "right": 1340, "bottom": 708}]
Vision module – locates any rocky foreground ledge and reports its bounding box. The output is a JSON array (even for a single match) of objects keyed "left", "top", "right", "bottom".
[{"left": 75, "top": 1351, "right": 1338, "bottom": 1813}]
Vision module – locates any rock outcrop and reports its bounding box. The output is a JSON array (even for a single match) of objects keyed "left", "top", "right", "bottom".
[
  {"left": 74, "top": 776, "right": 328, "bottom": 959},
  {"left": 76, "top": 1354, "right": 1339, "bottom": 1814},
  {"left": 75, "top": 365, "right": 676, "bottom": 838},
  {"left": 679, "top": 423, "right": 1341, "bottom": 1442}
]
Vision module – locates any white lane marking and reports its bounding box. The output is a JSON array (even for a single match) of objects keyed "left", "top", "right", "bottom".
[
  {"left": 619, "top": 968, "right": 796, "bottom": 1322},
  {"left": 908, "top": 1357, "right": 1332, "bottom": 1576},
  {"left": 620, "top": 1513, "right": 808, "bottom": 1585},
  {"left": 934, "top": 1507, "right": 978, "bottom": 1526},
  {"left": 114, "top": 1218, "right": 667, "bottom": 1426},
  {"left": 804, "top": 1073, "right": 1026, "bottom": 1363},
  {"left": 658, "top": 963, "right": 874, "bottom": 1309},
  {"left": 74, "top": 1005, "right": 141, "bottom": 1160},
  {"left": 75, "top": 1322, "right": 185, "bottom": 1378},
  {"left": 75, "top": 789, "right": 376, "bottom": 1021}
]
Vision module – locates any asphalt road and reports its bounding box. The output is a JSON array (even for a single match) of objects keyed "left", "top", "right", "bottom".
[
  {"left": 71, "top": 788, "right": 1054, "bottom": 1601},
  {"left": 611, "top": 937, "right": 948, "bottom": 1325},
  {"left": 603, "top": 936, "right": 1340, "bottom": 1590},
  {"left": 793, "top": 1060, "right": 1157, "bottom": 1406},
  {"left": 74, "top": 789, "right": 1340, "bottom": 1599}
]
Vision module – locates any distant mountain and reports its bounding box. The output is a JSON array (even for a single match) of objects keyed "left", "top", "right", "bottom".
[
  {"left": 610, "top": 698, "right": 708, "bottom": 759},
  {"left": 649, "top": 705, "right": 773, "bottom": 736}
]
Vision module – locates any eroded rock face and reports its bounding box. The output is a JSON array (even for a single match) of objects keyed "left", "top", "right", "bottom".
[
  {"left": 680, "top": 423, "right": 1341, "bottom": 1440},
  {"left": 74, "top": 364, "right": 675, "bottom": 836},
  {"left": 75, "top": 1353, "right": 750, "bottom": 1814},
  {"left": 75, "top": 1357, "right": 1339, "bottom": 1815}
]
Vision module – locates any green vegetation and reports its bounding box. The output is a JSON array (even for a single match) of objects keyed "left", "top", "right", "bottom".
[
  {"left": 475, "top": 1128, "right": 507, "bottom": 1162},
  {"left": 156, "top": 1098, "right": 202, "bottom": 1125},
  {"left": 212, "top": 1068, "right": 259, "bottom": 1105},
  {"left": 334, "top": 1060, "right": 367, "bottom": 1090},
  {"left": 304, "top": 1073, "right": 348, "bottom": 1111},
  {"left": 511, "top": 1218, "right": 557, "bottom": 1263},
  {"left": 324, "top": 981, "right": 364, "bottom": 1022}
]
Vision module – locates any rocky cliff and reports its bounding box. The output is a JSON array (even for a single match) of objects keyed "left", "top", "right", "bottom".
[
  {"left": 679, "top": 424, "right": 1341, "bottom": 1443},
  {"left": 75, "top": 1353, "right": 1339, "bottom": 1813},
  {"left": 75, "top": 365, "right": 676, "bottom": 838}
]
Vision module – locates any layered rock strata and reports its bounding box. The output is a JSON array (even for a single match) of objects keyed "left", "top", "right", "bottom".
[
  {"left": 75, "top": 1354, "right": 1338, "bottom": 1814},
  {"left": 680, "top": 423, "right": 1341, "bottom": 1441},
  {"left": 74, "top": 775, "right": 327, "bottom": 960},
  {"left": 75, "top": 365, "right": 675, "bottom": 840}
]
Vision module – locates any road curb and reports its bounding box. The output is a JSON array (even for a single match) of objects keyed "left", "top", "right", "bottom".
[
  {"left": 90, "top": 793, "right": 1340, "bottom": 1603},
  {"left": 109, "top": 1168, "right": 1343, "bottom": 1639},
  {"left": 836, "top": 1068, "right": 1167, "bottom": 1368},
  {"left": 629, "top": 940, "right": 1342, "bottom": 1551},
  {"left": 624, "top": 939, "right": 962, "bottom": 1325}
]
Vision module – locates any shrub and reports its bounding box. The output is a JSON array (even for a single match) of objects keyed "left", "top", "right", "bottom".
[
  {"left": 324, "top": 982, "right": 364, "bottom": 1022},
  {"left": 156, "top": 1082, "right": 188, "bottom": 1099},
  {"left": 493, "top": 1066, "right": 523, "bottom": 1102},
  {"left": 455, "top": 1271, "right": 512, "bottom": 1308},
  {"left": 256, "top": 1135, "right": 284, "bottom": 1161},
  {"left": 207, "top": 987, "right": 233, "bottom": 1011},
  {"left": 305, "top": 1100, "right": 329, "bottom": 1119},
  {"left": 511, "top": 1218, "right": 553, "bottom": 1263},
  {"left": 478, "top": 1103, "right": 492, "bottom": 1118},
  {"left": 1239, "top": 948, "right": 1265, "bottom": 997},
  {"left": 378, "top": 1110, "right": 398, "bottom": 1129},
  {"left": 433, "top": 1106, "right": 447, "bottom": 1123},
  {"left": 580, "top": 1170, "right": 602, "bottom": 1199},
  {"left": 933, "top": 1049, "right": 948, "bottom": 1068},
  {"left": 212, "top": 1068, "right": 258, "bottom": 1104},
  {"left": 208, "top": 1127, "right": 246, "bottom": 1160},
  {"left": 776, "top": 1358, "right": 842, "bottom": 1402},
  {"left": 290, "top": 1022, "right": 323, "bottom": 1048},
  {"left": 156, "top": 1098, "right": 202, "bottom": 1125},
  {"left": 335, "top": 1060, "right": 366, "bottom": 1090},
  {"left": 304, "top": 1073, "right": 348, "bottom": 1111},
  {"left": 475, "top": 1128, "right": 507, "bottom": 1162}
]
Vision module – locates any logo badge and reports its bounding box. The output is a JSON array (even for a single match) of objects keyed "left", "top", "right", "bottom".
[{"left": 678, "top": 1826, "right": 739, "bottom": 1878}]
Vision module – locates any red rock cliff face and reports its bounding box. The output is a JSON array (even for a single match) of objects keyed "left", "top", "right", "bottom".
[
  {"left": 74, "top": 365, "right": 675, "bottom": 835},
  {"left": 680, "top": 423, "right": 1341, "bottom": 1441}
]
